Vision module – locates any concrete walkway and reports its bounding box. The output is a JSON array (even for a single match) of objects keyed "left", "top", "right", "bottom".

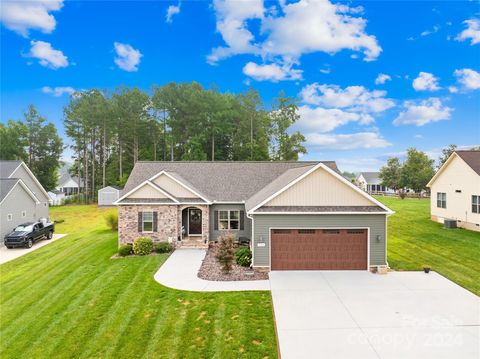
[
  {"left": 154, "top": 248, "right": 270, "bottom": 291},
  {"left": 0, "top": 234, "right": 67, "bottom": 265}
]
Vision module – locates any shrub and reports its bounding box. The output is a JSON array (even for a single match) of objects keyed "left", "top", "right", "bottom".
[
  {"left": 399, "top": 191, "right": 407, "bottom": 199},
  {"left": 118, "top": 244, "right": 133, "bottom": 257},
  {"left": 154, "top": 242, "right": 173, "bottom": 253},
  {"left": 215, "top": 233, "right": 235, "bottom": 273},
  {"left": 235, "top": 247, "right": 252, "bottom": 267},
  {"left": 105, "top": 212, "right": 118, "bottom": 231},
  {"left": 133, "top": 237, "right": 153, "bottom": 256}
]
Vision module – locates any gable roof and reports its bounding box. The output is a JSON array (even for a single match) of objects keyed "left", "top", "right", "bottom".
[
  {"left": 358, "top": 172, "right": 380, "bottom": 183},
  {"left": 427, "top": 150, "right": 480, "bottom": 187},
  {"left": 122, "top": 161, "right": 339, "bottom": 203},
  {"left": 0, "top": 160, "right": 22, "bottom": 178},
  {"left": 0, "top": 178, "right": 40, "bottom": 204},
  {"left": 456, "top": 150, "right": 480, "bottom": 175}
]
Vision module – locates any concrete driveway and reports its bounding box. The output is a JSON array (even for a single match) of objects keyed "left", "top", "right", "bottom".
[
  {"left": 270, "top": 271, "right": 479, "bottom": 359},
  {"left": 0, "top": 234, "right": 67, "bottom": 265}
]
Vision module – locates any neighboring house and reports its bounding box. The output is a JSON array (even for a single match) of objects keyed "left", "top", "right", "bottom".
[
  {"left": 356, "top": 172, "right": 395, "bottom": 194},
  {"left": 48, "top": 190, "right": 66, "bottom": 205},
  {"left": 0, "top": 160, "right": 51, "bottom": 241},
  {"left": 98, "top": 186, "right": 122, "bottom": 207},
  {"left": 57, "top": 170, "right": 84, "bottom": 196},
  {"left": 427, "top": 150, "right": 480, "bottom": 232},
  {"left": 115, "top": 161, "right": 393, "bottom": 271}
]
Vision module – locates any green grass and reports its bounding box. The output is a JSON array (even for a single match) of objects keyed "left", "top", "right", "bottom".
[
  {"left": 0, "top": 205, "right": 277, "bottom": 359},
  {"left": 378, "top": 196, "right": 480, "bottom": 295}
]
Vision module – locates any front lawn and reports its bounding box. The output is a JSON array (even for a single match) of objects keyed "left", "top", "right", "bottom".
[
  {"left": 378, "top": 197, "right": 480, "bottom": 295},
  {"left": 0, "top": 205, "right": 277, "bottom": 358}
]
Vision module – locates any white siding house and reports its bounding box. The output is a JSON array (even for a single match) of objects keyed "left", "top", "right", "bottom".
[
  {"left": 427, "top": 151, "right": 480, "bottom": 232},
  {"left": 356, "top": 172, "right": 395, "bottom": 194}
]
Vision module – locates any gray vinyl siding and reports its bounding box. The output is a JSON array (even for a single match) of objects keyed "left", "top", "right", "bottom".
[
  {"left": 209, "top": 204, "right": 252, "bottom": 241},
  {"left": 252, "top": 214, "right": 387, "bottom": 267},
  {"left": 11, "top": 165, "right": 50, "bottom": 202},
  {"left": 1, "top": 185, "right": 38, "bottom": 242}
]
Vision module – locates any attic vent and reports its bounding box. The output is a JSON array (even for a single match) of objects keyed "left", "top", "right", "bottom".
[{"left": 455, "top": 190, "right": 461, "bottom": 193}]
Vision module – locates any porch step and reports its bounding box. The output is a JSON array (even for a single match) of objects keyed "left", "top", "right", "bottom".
[{"left": 178, "top": 243, "right": 208, "bottom": 249}]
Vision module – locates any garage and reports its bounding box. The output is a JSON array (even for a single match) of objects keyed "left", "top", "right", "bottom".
[{"left": 270, "top": 228, "right": 368, "bottom": 270}]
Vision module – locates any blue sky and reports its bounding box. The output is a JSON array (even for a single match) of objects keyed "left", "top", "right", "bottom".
[{"left": 1, "top": 0, "right": 479, "bottom": 171}]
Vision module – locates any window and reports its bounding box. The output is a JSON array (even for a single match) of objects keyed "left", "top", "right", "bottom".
[
  {"left": 218, "top": 210, "right": 240, "bottom": 230},
  {"left": 437, "top": 192, "right": 446, "bottom": 208},
  {"left": 22, "top": 210, "right": 26, "bottom": 218},
  {"left": 347, "top": 230, "right": 365, "bottom": 234},
  {"left": 7, "top": 214, "right": 13, "bottom": 221},
  {"left": 323, "top": 229, "right": 340, "bottom": 234},
  {"left": 273, "top": 229, "right": 291, "bottom": 234},
  {"left": 142, "top": 212, "right": 153, "bottom": 232},
  {"left": 473, "top": 195, "right": 480, "bottom": 214}
]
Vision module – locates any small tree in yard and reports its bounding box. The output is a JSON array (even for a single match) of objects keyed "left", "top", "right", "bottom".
[
  {"left": 216, "top": 233, "right": 235, "bottom": 273},
  {"left": 400, "top": 148, "right": 435, "bottom": 196},
  {"left": 379, "top": 157, "right": 402, "bottom": 193}
]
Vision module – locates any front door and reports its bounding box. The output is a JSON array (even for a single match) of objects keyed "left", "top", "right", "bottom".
[{"left": 188, "top": 208, "right": 202, "bottom": 235}]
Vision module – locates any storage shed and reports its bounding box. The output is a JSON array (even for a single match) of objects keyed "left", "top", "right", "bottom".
[{"left": 98, "top": 186, "right": 122, "bottom": 207}]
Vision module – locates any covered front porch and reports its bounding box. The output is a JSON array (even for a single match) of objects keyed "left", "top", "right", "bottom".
[{"left": 177, "top": 205, "right": 209, "bottom": 248}]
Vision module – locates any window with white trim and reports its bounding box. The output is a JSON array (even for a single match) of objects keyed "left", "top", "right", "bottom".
[
  {"left": 22, "top": 210, "right": 26, "bottom": 218},
  {"left": 142, "top": 212, "right": 154, "bottom": 232},
  {"left": 437, "top": 192, "right": 446, "bottom": 208},
  {"left": 218, "top": 210, "right": 240, "bottom": 230},
  {"left": 472, "top": 195, "right": 480, "bottom": 214},
  {"left": 7, "top": 214, "right": 12, "bottom": 221}
]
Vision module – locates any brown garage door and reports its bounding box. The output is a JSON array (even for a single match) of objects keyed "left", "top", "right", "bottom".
[{"left": 271, "top": 228, "right": 368, "bottom": 270}]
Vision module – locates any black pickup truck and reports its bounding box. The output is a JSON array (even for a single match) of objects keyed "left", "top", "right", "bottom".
[{"left": 4, "top": 221, "right": 55, "bottom": 249}]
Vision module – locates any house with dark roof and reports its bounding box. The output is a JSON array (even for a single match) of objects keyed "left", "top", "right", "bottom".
[
  {"left": 56, "top": 168, "right": 84, "bottom": 196},
  {"left": 115, "top": 161, "right": 394, "bottom": 271},
  {"left": 427, "top": 150, "right": 480, "bottom": 232},
  {"left": 356, "top": 172, "right": 395, "bottom": 194},
  {"left": 0, "top": 161, "right": 51, "bottom": 241}
]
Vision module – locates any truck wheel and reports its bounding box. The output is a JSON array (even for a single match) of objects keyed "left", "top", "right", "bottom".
[
  {"left": 47, "top": 231, "right": 53, "bottom": 240},
  {"left": 26, "top": 239, "right": 33, "bottom": 248}
]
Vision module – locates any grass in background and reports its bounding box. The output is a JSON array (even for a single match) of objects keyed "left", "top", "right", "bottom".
[
  {"left": 0, "top": 205, "right": 277, "bottom": 358},
  {"left": 378, "top": 197, "right": 480, "bottom": 295}
]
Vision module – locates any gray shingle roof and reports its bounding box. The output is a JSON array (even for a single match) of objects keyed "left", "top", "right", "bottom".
[
  {"left": 123, "top": 161, "right": 339, "bottom": 203},
  {"left": 0, "top": 160, "right": 22, "bottom": 178},
  {"left": 359, "top": 172, "right": 380, "bottom": 183},
  {"left": 456, "top": 150, "right": 480, "bottom": 176},
  {"left": 0, "top": 178, "right": 20, "bottom": 202},
  {"left": 255, "top": 205, "right": 386, "bottom": 213}
]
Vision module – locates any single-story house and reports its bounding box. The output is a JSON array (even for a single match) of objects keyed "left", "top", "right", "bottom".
[
  {"left": 57, "top": 170, "right": 83, "bottom": 196},
  {"left": 115, "top": 161, "right": 393, "bottom": 271},
  {"left": 0, "top": 160, "right": 51, "bottom": 241},
  {"left": 98, "top": 186, "right": 122, "bottom": 207},
  {"left": 356, "top": 172, "right": 395, "bottom": 194},
  {"left": 427, "top": 150, "right": 480, "bottom": 232}
]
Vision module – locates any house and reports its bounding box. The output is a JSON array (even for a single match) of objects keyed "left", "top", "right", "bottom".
[
  {"left": 427, "top": 150, "right": 480, "bottom": 232},
  {"left": 57, "top": 169, "right": 83, "bottom": 196},
  {"left": 48, "top": 190, "right": 66, "bottom": 205},
  {"left": 0, "top": 160, "right": 51, "bottom": 241},
  {"left": 356, "top": 172, "right": 395, "bottom": 194},
  {"left": 115, "top": 161, "right": 393, "bottom": 271},
  {"left": 98, "top": 186, "right": 122, "bottom": 207}
]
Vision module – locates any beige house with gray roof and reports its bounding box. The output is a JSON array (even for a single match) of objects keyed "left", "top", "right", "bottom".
[
  {"left": 427, "top": 150, "right": 480, "bottom": 232},
  {"left": 116, "top": 161, "right": 393, "bottom": 270}
]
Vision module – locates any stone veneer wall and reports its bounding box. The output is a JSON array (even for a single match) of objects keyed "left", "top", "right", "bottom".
[
  {"left": 118, "top": 205, "right": 178, "bottom": 245},
  {"left": 177, "top": 205, "right": 210, "bottom": 243}
]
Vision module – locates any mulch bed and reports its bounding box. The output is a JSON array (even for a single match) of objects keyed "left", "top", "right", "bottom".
[{"left": 198, "top": 245, "right": 268, "bottom": 281}]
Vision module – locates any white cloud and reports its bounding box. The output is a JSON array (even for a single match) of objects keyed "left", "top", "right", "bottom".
[
  {"left": 166, "top": 3, "right": 181, "bottom": 23},
  {"left": 114, "top": 42, "right": 142, "bottom": 72},
  {"left": 412, "top": 72, "right": 440, "bottom": 91},
  {"left": 456, "top": 19, "right": 480, "bottom": 45},
  {"left": 454, "top": 68, "right": 480, "bottom": 90},
  {"left": 209, "top": 0, "right": 381, "bottom": 80},
  {"left": 306, "top": 132, "right": 391, "bottom": 150},
  {"left": 300, "top": 83, "right": 394, "bottom": 113},
  {"left": 393, "top": 98, "right": 453, "bottom": 126},
  {"left": 297, "top": 106, "right": 373, "bottom": 132},
  {"left": 375, "top": 73, "right": 391, "bottom": 85},
  {"left": 42, "top": 86, "right": 75, "bottom": 96},
  {"left": 448, "top": 86, "right": 458, "bottom": 93},
  {"left": 0, "top": 0, "right": 63, "bottom": 37},
  {"left": 28, "top": 40, "right": 68, "bottom": 69},
  {"left": 319, "top": 67, "right": 331, "bottom": 74},
  {"left": 420, "top": 25, "right": 439, "bottom": 37},
  {"left": 242, "top": 61, "right": 302, "bottom": 82}
]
